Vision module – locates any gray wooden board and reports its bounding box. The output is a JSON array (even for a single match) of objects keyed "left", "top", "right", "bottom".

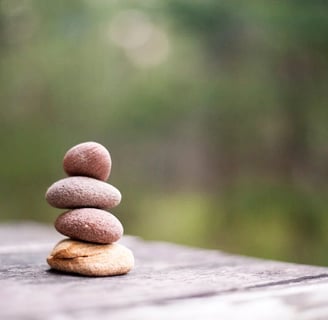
[{"left": 0, "top": 223, "right": 328, "bottom": 320}]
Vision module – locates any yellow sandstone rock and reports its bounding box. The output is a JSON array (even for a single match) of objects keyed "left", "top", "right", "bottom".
[{"left": 47, "top": 239, "right": 134, "bottom": 276}]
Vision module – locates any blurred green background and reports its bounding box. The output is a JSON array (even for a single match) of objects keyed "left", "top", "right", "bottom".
[{"left": 1, "top": 0, "right": 328, "bottom": 265}]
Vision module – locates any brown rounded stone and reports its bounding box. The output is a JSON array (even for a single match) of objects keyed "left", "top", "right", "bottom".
[
  {"left": 47, "top": 239, "right": 134, "bottom": 276},
  {"left": 55, "top": 208, "right": 123, "bottom": 244},
  {"left": 45, "top": 176, "right": 121, "bottom": 209},
  {"left": 63, "top": 142, "right": 111, "bottom": 181}
]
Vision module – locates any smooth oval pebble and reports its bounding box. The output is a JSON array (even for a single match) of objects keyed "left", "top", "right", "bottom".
[
  {"left": 45, "top": 176, "right": 121, "bottom": 209},
  {"left": 55, "top": 208, "right": 123, "bottom": 244},
  {"left": 47, "top": 239, "right": 134, "bottom": 276},
  {"left": 63, "top": 142, "right": 111, "bottom": 181}
]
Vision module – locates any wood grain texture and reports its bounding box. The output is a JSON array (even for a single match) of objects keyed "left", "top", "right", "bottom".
[{"left": 0, "top": 223, "right": 328, "bottom": 319}]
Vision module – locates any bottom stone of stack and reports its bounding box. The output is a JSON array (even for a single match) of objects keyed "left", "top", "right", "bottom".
[{"left": 47, "top": 239, "right": 134, "bottom": 276}]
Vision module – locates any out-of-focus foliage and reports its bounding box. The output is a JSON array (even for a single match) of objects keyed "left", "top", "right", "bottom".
[{"left": 1, "top": 0, "right": 328, "bottom": 265}]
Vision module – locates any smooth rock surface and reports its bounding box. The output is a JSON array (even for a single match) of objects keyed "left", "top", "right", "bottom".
[
  {"left": 47, "top": 239, "right": 134, "bottom": 276},
  {"left": 55, "top": 208, "right": 123, "bottom": 244},
  {"left": 63, "top": 142, "right": 111, "bottom": 181},
  {"left": 45, "top": 176, "right": 121, "bottom": 209}
]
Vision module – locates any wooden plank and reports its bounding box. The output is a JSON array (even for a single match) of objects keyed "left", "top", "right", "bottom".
[{"left": 1, "top": 223, "right": 328, "bottom": 319}]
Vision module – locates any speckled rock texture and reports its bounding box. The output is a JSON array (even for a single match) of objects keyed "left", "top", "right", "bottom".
[
  {"left": 63, "top": 142, "right": 111, "bottom": 181},
  {"left": 47, "top": 239, "right": 134, "bottom": 276},
  {"left": 55, "top": 208, "right": 123, "bottom": 244},
  {"left": 45, "top": 176, "right": 121, "bottom": 209},
  {"left": 45, "top": 142, "right": 133, "bottom": 277}
]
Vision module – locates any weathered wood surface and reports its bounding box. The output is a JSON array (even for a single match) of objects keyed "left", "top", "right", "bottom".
[{"left": 1, "top": 223, "right": 328, "bottom": 320}]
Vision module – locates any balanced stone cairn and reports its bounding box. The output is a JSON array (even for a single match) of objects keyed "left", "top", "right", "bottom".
[{"left": 45, "top": 142, "right": 134, "bottom": 276}]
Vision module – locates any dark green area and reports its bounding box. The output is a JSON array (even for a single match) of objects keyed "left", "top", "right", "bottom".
[{"left": 1, "top": 0, "right": 328, "bottom": 265}]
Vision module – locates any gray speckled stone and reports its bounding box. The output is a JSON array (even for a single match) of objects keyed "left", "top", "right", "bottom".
[{"left": 45, "top": 176, "right": 121, "bottom": 209}]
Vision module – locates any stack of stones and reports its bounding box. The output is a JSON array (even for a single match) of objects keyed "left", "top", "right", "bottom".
[{"left": 45, "top": 142, "right": 134, "bottom": 276}]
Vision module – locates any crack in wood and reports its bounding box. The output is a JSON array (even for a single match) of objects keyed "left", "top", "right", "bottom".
[
  {"left": 247, "top": 273, "right": 328, "bottom": 289},
  {"left": 145, "top": 273, "right": 328, "bottom": 304}
]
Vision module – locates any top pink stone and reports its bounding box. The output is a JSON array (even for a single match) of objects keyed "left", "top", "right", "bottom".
[{"left": 63, "top": 142, "right": 112, "bottom": 181}]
